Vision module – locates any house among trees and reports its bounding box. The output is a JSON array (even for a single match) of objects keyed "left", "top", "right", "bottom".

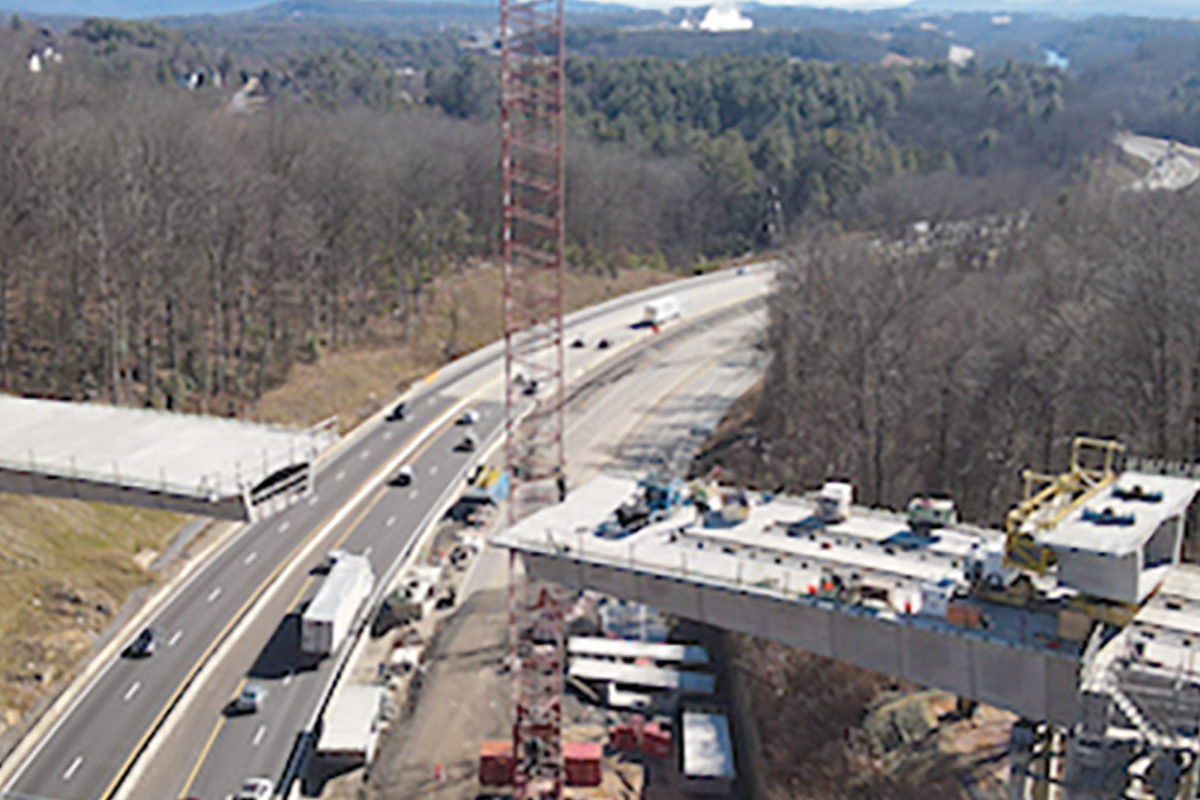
[{"left": 230, "top": 76, "right": 268, "bottom": 112}]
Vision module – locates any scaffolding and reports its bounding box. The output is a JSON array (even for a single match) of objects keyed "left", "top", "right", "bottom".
[{"left": 500, "top": 0, "right": 567, "bottom": 798}]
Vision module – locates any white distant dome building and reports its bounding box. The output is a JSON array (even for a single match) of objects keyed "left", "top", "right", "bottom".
[{"left": 699, "top": 3, "right": 753, "bottom": 33}]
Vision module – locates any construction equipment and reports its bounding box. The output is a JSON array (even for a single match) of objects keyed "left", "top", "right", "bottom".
[
  {"left": 613, "top": 471, "right": 684, "bottom": 531},
  {"left": 1004, "top": 436, "right": 1126, "bottom": 574}
]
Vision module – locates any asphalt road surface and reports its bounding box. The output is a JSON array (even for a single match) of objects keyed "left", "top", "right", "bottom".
[
  {"left": 371, "top": 305, "right": 768, "bottom": 800},
  {"left": 0, "top": 265, "right": 772, "bottom": 800}
]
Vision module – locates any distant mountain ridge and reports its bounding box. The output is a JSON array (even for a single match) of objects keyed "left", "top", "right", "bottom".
[
  {"left": 2, "top": 0, "right": 644, "bottom": 21},
  {"left": 907, "top": 0, "right": 1200, "bottom": 17},
  {"left": 3, "top": 0, "right": 1195, "bottom": 22}
]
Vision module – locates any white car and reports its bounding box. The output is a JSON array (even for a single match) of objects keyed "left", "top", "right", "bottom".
[
  {"left": 395, "top": 465, "right": 414, "bottom": 486},
  {"left": 235, "top": 778, "right": 272, "bottom": 800}
]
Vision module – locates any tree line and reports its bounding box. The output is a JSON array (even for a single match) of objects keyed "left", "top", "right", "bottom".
[
  {"left": 754, "top": 189, "right": 1200, "bottom": 526},
  {"left": 0, "top": 34, "right": 710, "bottom": 413},
  {"left": 0, "top": 24, "right": 1139, "bottom": 421},
  {"left": 429, "top": 53, "right": 1106, "bottom": 250}
]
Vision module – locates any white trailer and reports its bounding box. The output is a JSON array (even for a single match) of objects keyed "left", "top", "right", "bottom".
[
  {"left": 301, "top": 553, "right": 375, "bottom": 659},
  {"left": 317, "top": 685, "right": 386, "bottom": 767},
  {"left": 642, "top": 296, "right": 682, "bottom": 326}
]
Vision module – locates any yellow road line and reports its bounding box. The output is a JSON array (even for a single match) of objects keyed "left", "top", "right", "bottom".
[
  {"left": 173, "top": 420, "right": 457, "bottom": 798},
  {"left": 175, "top": 566, "right": 316, "bottom": 800},
  {"left": 101, "top": 409, "right": 469, "bottom": 800},
  {"left": 119, "top": 288, "right": 763, "bottom": 800}
]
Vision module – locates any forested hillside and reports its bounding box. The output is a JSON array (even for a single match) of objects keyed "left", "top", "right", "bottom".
[
  {"left": 704, "top": 190, "right": 1200, "bottom": 528},
  {"left": 0, "top": 30, "right": 721, "bottom": 415},
  {"left": 3, "top": 8, "right": 1122, "bottom": 414},
  {"left": 559, "top": 56, "right": 1101, "bottom": 245},
  {"left": 3, "top": 6, "right": 1190, "bottom": 430}
]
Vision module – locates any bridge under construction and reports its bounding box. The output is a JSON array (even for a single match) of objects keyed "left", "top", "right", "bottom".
[{"left": 494, "top": 437, "right": 1200, "bottom": 800}]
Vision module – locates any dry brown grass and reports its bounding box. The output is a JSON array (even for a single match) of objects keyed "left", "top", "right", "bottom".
[
  {"left": 0, "top": 495, "right": 183, "bottom": 724},
  {"left": 252, "top": 264, "right": 675, "bottom": 431}
]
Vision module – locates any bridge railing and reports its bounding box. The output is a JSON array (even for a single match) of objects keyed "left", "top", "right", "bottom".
[{"left": 510, "top": 531, "right": 1082, "bottom": 660}]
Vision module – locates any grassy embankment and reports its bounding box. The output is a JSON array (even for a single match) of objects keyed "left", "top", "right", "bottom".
[{"left": 0, "top": 264, "right": 673, "bottom": 737}]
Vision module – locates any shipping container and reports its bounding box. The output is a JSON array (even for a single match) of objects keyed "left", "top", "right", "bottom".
[
  {"left": 479, "top": 740, "right": 515, "bottom": 786},
  {"left": 564, "top": 741, "right": 602, "bottom": 787}
]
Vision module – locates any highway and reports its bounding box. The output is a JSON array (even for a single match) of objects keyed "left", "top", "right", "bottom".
[
  {"left": 0, "top": 265, "right": 772, "bottom": 800},
  {"left": 372, "top": 304, "right": 768, "bottom": 800}
]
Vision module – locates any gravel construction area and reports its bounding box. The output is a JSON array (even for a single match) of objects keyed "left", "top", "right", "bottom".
[{"left": 368, "top": 582, "right": 511, "bottom": 800}]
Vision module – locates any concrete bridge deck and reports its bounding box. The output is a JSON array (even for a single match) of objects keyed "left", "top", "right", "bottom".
[
  {"left": 493, "top": 474, "right": 1084, "bottom": 726},
  {"left": 0, "top": 395, "right": 335, "bottom": 520}
]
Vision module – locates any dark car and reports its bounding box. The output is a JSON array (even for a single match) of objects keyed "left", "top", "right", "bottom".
[
  {"left": 597, "top": 338, "right": 611, "bottom": 350},
  {"left": 387, "top": 401, "right": 409, "bottom": 421},
  {"left": 125, "top": 627, "right": 157, "bottom": 658},
  {"left": 456, "top": 434, "right": 477, "bottom": 453}
]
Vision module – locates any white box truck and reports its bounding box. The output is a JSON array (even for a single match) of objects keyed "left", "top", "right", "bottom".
[
  {"left": 642, "top": 296, "right": 682, "bottom": 326},
  {"left": 301, "top": 552, "right": 375, "bottom": 660}
]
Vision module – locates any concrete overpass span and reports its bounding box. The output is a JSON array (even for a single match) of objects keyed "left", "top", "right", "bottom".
[
  {"left": 0, "top": 395, "right": 336, "bottom": 520},
  {"left": 494, "top": 474, "right": 1084, "bottom": 726},
  {"left": 494, "top": 453, "right": 1200, "bottom": 798}
]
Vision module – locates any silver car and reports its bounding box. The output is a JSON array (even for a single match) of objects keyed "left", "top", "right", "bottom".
[{"left": 232, "top": 684, "right": 266, "bottom": 714}]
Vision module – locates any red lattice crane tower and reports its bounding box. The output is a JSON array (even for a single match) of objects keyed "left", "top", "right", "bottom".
[{"left": 499, "top": 0, "right": 567, "bottom": 799}]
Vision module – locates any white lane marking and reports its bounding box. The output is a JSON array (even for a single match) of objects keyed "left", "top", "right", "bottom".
[
  {"left": 429, "top": 466, "right": 438, "bottom": 476},
  {"left": 383, "top": 430, "right": 393, "bottom": 441},
  {"left": 335, "top": 470, "right": 346, "bottom": 481},
  {"left": 363, "top": 546, "right": 373, "bottom": 558},
  {"left": 207, "top": 587, "right": 222, "bottom": 604},
  {"left": 360, "top": 450, "right": 370, "bottom": 460},
  {"left": 62, "top": 755, "right": 83, "bottom": 781},
  {"left": 283, "top": 672, "right": 293, "bottom": 687},
  {"left": 279, "top": 520, "right": 291, "bottom": 533},
  {"left": 244, "top": 552, "right": 258, "bottom": 566},
  {"left": 2, "top": 276, "right": 752, "bottom": 795},
  {"left": 124, "top": 682, "right": 141, "bottom": 701},
  {"left": 168, "top": 630, "right": 183, "bottom": 647},
  {"left": 386, "top": 516, "right": 396, "bottom": 528},
  {"left": 253, "top": 725, "right": 267, "bottom": 747},
  {"left": 409, "top": 490, "right": 419, "bottom": 500}
]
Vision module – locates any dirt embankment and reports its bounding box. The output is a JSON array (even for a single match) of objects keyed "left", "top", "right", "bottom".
[
  {"left": 252, "top": 265, "right": 673, "bottom": 431},
  {"left": 695, "top": 387, "right": 1014, "bottom": 800},
  {"left": 0, "top": 263, "right": 675, "bottom": 748}
]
